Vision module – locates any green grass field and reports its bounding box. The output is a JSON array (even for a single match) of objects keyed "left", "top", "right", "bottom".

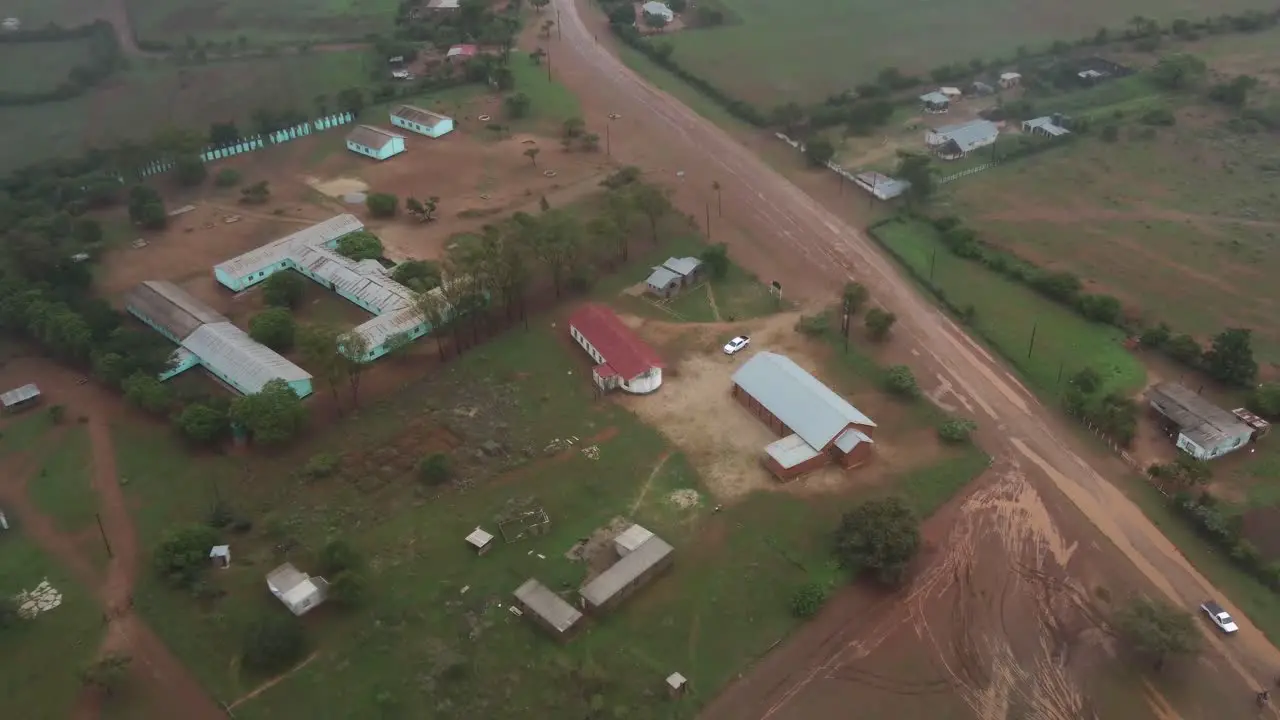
[
  {"left": 659, "top": 0, "right": 1275, "bottom": 105},
  {"left": 871, "top": 218, "right": 1145, "bottom": 395},
  {"left": 28, "top": 424, "right": 96, "bottom": 534},
  {"left": 125, "top": 0, "right": 400, "bottom": 45},
  {"left": 0, "top": 38, "right": 99, "bottom": 94}
]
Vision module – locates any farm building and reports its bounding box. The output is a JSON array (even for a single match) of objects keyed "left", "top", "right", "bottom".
[
  {"left": 971, "top": 81, "right": 994, "bottom": 96},
  {"left": 390, "top": 105, "right": 454, "bottom": 138},
  {"left": 426, "top": 0, "right": 460, "bottom": 7},
  {"left": 644, "top": 256, "right": 703, "bottom": 298},
  {"left": 125, "top": 280, "right": 313, "bottom": 397},
  {"left": 446, "top": 44, "right": 478, "bottom": 60},
  {"left": 919, "top": 91, "right": 950, "bottom": 114},
  {"left": 266, "top": 563, "right": 328, "bottom": 616},
  {"left": 999, "top": 72, "right": 1021, "bottom": 89},
  {"left": 731, "top": 351, "right": 876, "bottom": 480},
  {"left": 853, "top": 172, "right": 910, "bottom": 201},
  {"left": 568, "top": 304, "right": 664, "bottom": 394},
  {"left": 1146, "top": 382, "right": 1254, "bottom": 460},
  {"left": 513, "top": 579, "right": 583, "bottom": 640},
  {"left": 1233, "top": 407, "right": 1272, "bottom": 440},
  {"left": 345, "top": 125, "right": 406, "bottom": 161},
  {"left": 925, "top": 120, "right": 999, "bottom": 160},
  {"left": 1, "top": 384, "right": 40, "bottom": 414},
  {"left": 1022, "top": 116, "right": 1071, "bottom": 137},
  {"left": 939, "top": 86, "right": 962, "bottom": 100},
  {"left": 615, "top": 523, "right": 655, "bottom": 556},
  {"left": 579, "top": 528, "right": 674, "bottom": 613},
  {"left": 213, "top": 215, "right": 449, "bottom": 362},
  {"left": 641, "top": 1, "right": 674, "bottom": 22}
]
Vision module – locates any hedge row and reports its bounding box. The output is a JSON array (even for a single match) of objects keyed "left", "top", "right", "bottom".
[{"left": 1173, "top": 492, "right": 1280, "bottom": 592}]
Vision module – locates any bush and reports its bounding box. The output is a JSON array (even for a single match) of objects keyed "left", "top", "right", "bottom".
[
  {"left": 937, "top": 418, "right": 977, "bottom": 444},
  {"left": 0, "top": 594, "right": 19, "bottom": 629},
  {"left": 365, "top": 192, "right": 398, "bottom": 218},
  {"left": 790, "top": 582, "right": 829, "bottom": 618},
  {"left": 335, "top": 231, "right": 384, "bottom": 261},
  {"left": 795, "top": 313, "right": 830, "bottom": 337},
  {"left": 303, "top": 453, "right": 339, "bottom": 479},
  {"left": 864, "top": 307, "right": 897, "bottom": 341},
  {"left": 329, "top": 570, "right": 368, "bottom": 607},
  {"left": 153, "top": 525, "right": 220, "bottom": 588},
  {"left": 262, "top": 272, "right": 305, "bottom": 308},
  {"left": 248, "top": 308, "right": 296, "bottom": 352},
  {"left": 884, "top": 365, "right": 919, "bottom": 398},
  {"left": 241, "top": 613, "right": 308, "bottom": 674},
  {"left": 214, "top": 168, "right": 242, "bottom": 187},
  {"left": 48, "top": 404, "right": 66, "bottom": 423},
  {"left": 418, "top": 453, "right": 453, "bottom": 485},
  {"left": 318, "top": 537, "right": 361, "bottom": 575},
  {"left": 803, "top": 137, "right": 836, "bottom": 167},
  {"left": 390, "top": 260, "right": 441, "bottom": 290}
]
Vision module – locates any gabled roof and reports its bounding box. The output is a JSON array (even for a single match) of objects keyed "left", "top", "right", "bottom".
[
  {"left": 568, "top": 304, "right": 664, "bottom": 380},
  {"left": 125, "top": 280, "right": 228, "bottom": 340},
  {"left": 645, "top": 266, "right": 681, "bottom": 288},
  {"left": 514, "top": 579, "right": 582, "bottom": 632},
  {"left": 0, "top": 383, "right": 39, "bottom": 407},
  {"left": 579, "top": 534, "right": 673, "bottom": 608},
  {"left": 662, "top": 256, "right": 701, "bottom": 276},
  {"left": 920, "top": 91, "right": 950, "bottom": 104},
  {"left": 1023, "top": 116, "right": 1071, "bottom": 136},
  {"left": 346, "top": 125, "right": 404, "bottom": 151},
  {"left": 1147, "top": 382, "right": 1252, "bottom": 449},
  {"left": 447, "top": 44, "right": 478, "bottom": 58},
  {"left": 732, "top": 352, "right": 875, "bottom": 450},
  {"left": 764, "top": 434, "right": 822, "bottom": 469},
  {"left": 181, "top": 322, "right": 312, "bottom": 394},
  {"left": 392, "top": 105, "right": 451, "bottom": 128},
  {"left": 214, "top": 214, "right": 364, "bottom": 280},
  {"left": 930, "top": 120, "right": 999, "bottom": 151}
]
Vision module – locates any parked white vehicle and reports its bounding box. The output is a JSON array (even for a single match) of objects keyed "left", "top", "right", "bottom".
[
  {"left": 1201, "top": 600, "right": 1239, "bottom": 633},
  {"left": 722, "top": 336, "right": 750, "bottom": 355}
]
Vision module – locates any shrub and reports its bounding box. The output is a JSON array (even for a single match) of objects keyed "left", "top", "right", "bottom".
[
  {"left": 418, "top": 453, "right": 453, "bottom": 485},
  {"left": 937, "top": 418, "right": 977, "bottom": 444},
  {"left": 365, "top": 192, "right": 398, "bottom": 218},
  {"left": 329, "top": 570, "right": 368, "bottom": 607},
  {"left": 241, "top": 613, "right": 308, "bottom": 674},
  {"left": 795, "top": 313, "right": 830, "bottom": 337},
  {"left": 153, "top": 525, "right": 220, "bottom": 588},
  {"left": 215, "top": 168, "right": 242, "bottom": 187},
  {"left": 884, "top": 365, "right": 919, "bottom": 398},
  {"left": 262, "top": 272, "right": 305, "bottom": 308},
  {"left": 303, "top": 453, "right": 340, "bottom": 479},
  {"left": 790, "top": 582, "right": 829, "bottom": 618},
  {"left": 318, "top": 537, "right": 361, "bottom": 575},
  {"left": 335, "top": 231, "right": 384, "bottom": 261},
  {"left": 249, "top": 308, "right": 296, "bottom": 352},
  {"left": 48, "top": 404, "right": 66, "bottom": 423},
  {"left": 0, "top": 594, "right": 19, "bottom": 629},
  {"left": 865, "top": 307, "right": 897, "bottom": 341}
]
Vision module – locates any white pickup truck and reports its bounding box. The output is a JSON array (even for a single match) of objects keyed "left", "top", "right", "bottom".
[{"left": 1201, "top": 600, "right": 1239, "bottom": 634}]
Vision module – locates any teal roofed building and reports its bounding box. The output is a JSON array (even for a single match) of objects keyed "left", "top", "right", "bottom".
[{"left": 345, "top": 125, "right": 406, "bottom": 161}]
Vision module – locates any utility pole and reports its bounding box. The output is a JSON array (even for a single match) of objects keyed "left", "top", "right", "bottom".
[
  {"left": 557, "top": 7, "right": 562, "bottom": 39},
  {"left": 705, "top": 203, "right": 711, "bottom": 239},
  {"left": 1027, "top": 321, "right": 1038, "bottom": 359},
  {"left": 605, "top": 123, "right": 611, "bottom": 156},
  {"left": 929, "top": 249, "right": 937, "bottom": 283},
  {"left": 95, "top": 513, "right": 113, "bottom": 559}
]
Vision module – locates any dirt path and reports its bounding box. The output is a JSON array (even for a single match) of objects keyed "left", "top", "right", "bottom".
[
  {"left": 705, "top": 283, "right": 722, "bottom": 321},
  {"left": 227, "top": 651, "right": 320, "bottom": 710},
  {"left": 548, "top": 0, "right": 1280, "bottom": 714}
]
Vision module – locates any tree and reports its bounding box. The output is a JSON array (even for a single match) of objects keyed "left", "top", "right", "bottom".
[
  {"left": 580, "top": 132, "right": 600, "bottom": 152},
  {"left": 896, "top": 152, "right": 935, "bottom": 206},
  {"left": 790, "top": 582, "right": 828, "bottom": 618},
  {"left": 884, "top": 365, "right": 919, "bottom": 398},
  {"left": 504, "top": 92, "right": 532, "bottom": 119},
  {"left": 337, "top": 331, "right": 370, "bottom": 407},
  {"left": 249, "top": 308, "right": 296, "bottom": 352},
  {"left": 842, "top": 282, "right": 869, "bottom": 314},
  {"left": 562, "top": 117, "right": 586, "bottom": 139},
  {"left": 1069, "top": 367, "right": 1102, "bottom": 394},
  {"left": 523, "top": 147, "right": 541, "bottom": 166},
  {"left": 405, "top": 196, "right": 439, "bottom": 223},
  {"left": 833, "top": 497, "right": 921, "bottom": 586},
  {"left": 122, "top": 372, "right": 172, "bottom": 414},
  {"left": 72, "top": 218, "right": 103, "bottom": 245},
  {"left": 336, "top": 87, "right": 365, "bottom": 115},
  {"left": 1164, "top": 334, "right": 1202, "bottom": 365},
  {"left": 298, "top": 324, "right": 346, "bottom": 412},
  {"left": 865, "top": 307, "right": 896, "bottom": 341},
  {"left": 229, "top": 379, "right": 307, "bottom": 446},
  {"left": 771, "top": 102, "right": 804, "bottom": 133},
  {"left": 0, "top": 594, "right": 18, "bottom": 629},
  {"left": 153, "top": 524, "right": 219, "bottom": 588},
  {"left": 318, "top": 537, "right": 361, "bottom": 575},
  {"left": 629, "top": 183, "right": 670, "bottom": 244},
  {"left": 524, "top": 210, "right": 581, "bottom": 298},
  {"left": 937, "top": 418, "right": 977, "bottom": 444},
  {"left": 365, "top": 192, "right": 398, "bottom": 218},
  {"left": 128, "top": 185, "right": 166, "bottom": 230},
  {"left": 390, "top": 260, "right": 441, "bottom": 290},
  {"left": 479, "top": 224, "right": 531, "bottom": 323},
  {"left": 214, "top": 168, "right": 242, "bottom": 187},
  {"left": 418, "top": 453, "right": 453, "bottom": 485},
  {"left": 803, "top": 137, "right": 836, "bottom": 167},
  {"left": 1149, "top": 54, "right": 1207, "bottom": 90},
  {"left": 1139, "top": 322, "right": 1171, "bottom": 348},
  {"left": 1113, "top": 597, "right": 1201, "bottom": 671},
  {"left": 414, "top": 287, "right": 454, "bottom": 360},
  {"left": 240, "top": 180, "right": 270, "bottom": 204},
  {"left": 263, "top": 271, "right": 305, "bottom": 308},
  {"left": 209, "top": 121, "right": 240, "bottom": 145},
  {"left": 176, "top": 403, "right": 227, "bottom": 445},
  {"left": 1209, "top": 75, "right": 1259, "bottom": 108},
  {"left": 241, "top": 613, "right": 308, "bottom": 674},
  {"left": 1203, "top": 327, "right": 1257, "bottom": 387},
  {"left": 175, "top": 155, "right": 207, "bottom": 187},
  {"left": 336, "top": 231, "right": 384, "bottom": 261},
  {"left": 81, "top": 654, "right": 131, "bottom": 698},
  {"left": 1253, "top": 382, "right": 1280, "bottom": 419},
  {"left": 329, "top": 571, "right": 368, "bottom": 607},
  {"left": 700, "top": 243, "right": 730, "bottom": 280}
]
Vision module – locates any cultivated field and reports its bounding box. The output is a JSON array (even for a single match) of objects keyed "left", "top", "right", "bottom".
[
  {"left": 0, "top": 38, "right": 100, "bottom": 94},
  {"left": 125, "top": 0, "right": 400, "bottom": 45},
  {"left": 661, "top": 0, "right": 1278, "bottom": 105}
]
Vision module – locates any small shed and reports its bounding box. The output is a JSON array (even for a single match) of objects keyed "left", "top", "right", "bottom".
[
  {"left": 666, "top": 672, "right": 688, "bottom": 698},
  {"left": 465, "top": 527, "right": 495, "bottom": 555},
  {"left": 514, "top": 578, "right": 583, "bottom": 640},
  {"left": 971, "top": 81, "right": 994, "bottom": 96},
  {"left": 210, "top": 545, "right": 231, "bottom": 569},
  {"left": 614, "top": 524, "right": 655, "bottom": 557},
  {"left": 1, "top": 384, "right": 41, "bottom": 414},
  {"left": 391, "top": 105, "right": 455, "bottom": 138},
  {"left": 642, "top": 1, "right": 675, "bottom": 22},
  {"left": 939, "top": 86, "right": 962, "bottom": 99},
  {"left": 446, "top": 44, "right": 478, "bottom": 60},
  {"left": 345, "top": 125, "right": 406, "bottom": 161},
  {"left": 1233, "top": 408, "right": 1271, "bottom": 440},
  {"left": 644, "top": 256, "right": 703, "bottom": 298},
  {"left": 999, "top": 72, "right": 1021, "bottom": 89},
  {"left": 919, "top": 91, "right": 950, "bottom": 114},
  {"left": 266, "top": 563, "right": 328, "bottom": 616}
]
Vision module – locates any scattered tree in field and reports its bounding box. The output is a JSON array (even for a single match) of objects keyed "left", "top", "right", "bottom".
[
  {"left": 523, "top": 147, "right": 541, "bottom": 166},
  {"left": 176, "top": 402, "right": 227, "bottom": 445},
  {"left": 128, "top": 185, "right": 167, "bottom": 229},
  {"left": 175, "top": 155, "right": 207, "bottom": 187},
  {"left": 833, "top": 497, "right": 921, "bottom": 586},
  {"left": 81, "top": 654, "right": 131, "bottom": 698},
  {"left": 842, "top": 282, "right": 869, "bottom": 315},
  {"left": 1254, "top": 382, "right": 1280, "bottom": 419},
  {"left": 1164, "top": 333, "right": 1202, "bottom": 365},
  {"left": 803, "top": 137, "right": 836, "bottom": 167},
  {"left": 1209, "top": 74, "right": 1259, "bottom": 108},
  {"left": 504, "top": 92, "right": 532, "bottom": 119},
  {"left": 896, "top": 152, "right": 935, "bottom": 205},
  {"left": 229, "top": 379, "right": 307, "bottom": 446},
  {"left": 419, "top": 453, "right": 453, "bottom": 485},
  {"left": 329, "top": 570, "right": 368, "bottom": 607},
  {"left": 337, "top": 331, "right": 370, "bottom": 407},
  {"left": 318, "top": 537, "right": 362, "bottom": 576},
  {"left": 699, "top": 243, "right": 730, "bottom": 279},
  {"left": 865, "top": 307, "right": 896, "bottom": 341},
  {"left": 153, "top": 524, "right": 219, "bottom": 588},
  {"left": 937, "top": 418, "right": 977, "bottom": 444},
  {"left": 1149, "top": 53, "right": 1207, "bottom": 90},
  {"left": 298, "top": 324, "right": 346, "bottom": 412},
  {"left": 522, "top": 210, "right": 581, "bottom": 298},
  {"left": 122, "top": 372, "right": 172, "bottom": 414},
  {"left": 365, "top": 192, "right": 398, "bottom": 218},
  {"left": 580, "top": 132, "right": 600, "bottom": 152},
  {"left": 240, "top": 180, "right": 270, "bottom": 204},
  {"left": 884, "top": 365, "right": 919, "bottom": 398},
  {"left": 1113, "top": 597, "right": 1200, "bottom": 671},
  {"left": 790, "top": 582, "right": 829, "bottom": 618},
  {"left": 1203, "top": 327, "right": 1257, "bottom": 387},
  {"left": 263, "top": 271, "right": 305, "bottom": 308},
  {"left": 405, "top": 196, "right": 439, "bottom": 222},
  {"left": 249, "top": 308, "right": 296, "bottom": 352},
  {"left": 214, "top": 168, "right": 242, "bottom": 187},
  {"left": 336, "top": 231, "right": 384, "bottom": 261},
  {"left": 241, "top": 613, "right": 308, "bottom": 674},
  {"left": 587, "top": 215, "right": 625, "bottom": 264},
  {"left": 629, "top": 183, "right": 670, "bottom": 244},
  {"left": 562, "top": 117, "right": 586, "bottom": 139}
]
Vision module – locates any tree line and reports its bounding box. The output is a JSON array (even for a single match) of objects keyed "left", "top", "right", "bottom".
[{"left": 0, "top": 21, "right": 124, "bottom": 107}]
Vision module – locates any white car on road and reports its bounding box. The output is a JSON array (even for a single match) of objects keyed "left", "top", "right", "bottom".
[
  {"left": 1201, "top": 600, "right": 1239, "bottom": 633},
  {"left": 723, "top": 335, "right": 750, "bottom": 355}
]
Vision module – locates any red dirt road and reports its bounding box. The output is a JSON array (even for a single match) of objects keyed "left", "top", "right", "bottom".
[{"left": 547, "top": 0, "right": 1280, "bottom": 715}]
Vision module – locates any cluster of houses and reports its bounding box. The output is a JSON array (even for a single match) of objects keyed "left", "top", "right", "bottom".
[{"left": 344, "top": 104, "right": 455, "bottom": 162}]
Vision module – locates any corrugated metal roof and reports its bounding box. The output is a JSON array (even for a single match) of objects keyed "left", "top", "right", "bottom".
[
  {"left": 1023, "top": 116, "right": 1070, "bottom": 136},
  {"left": 1147, "top": 382, "right": 1252, "bottom": 450},
  {"left": 615, "top": 524, "right": 655, "bottom": 554},
  {"left": 346, "top": 125, "right": 403, "bottom": 150},
  {"left": 266, "top": 563, "right": 309, "bottom": 595},
  {"left": 392, "top": 105, "right": 451, "bottom": 128},
  {"left": 835, "top": 428, "right": 873, "bottom": 453},
  {"left": 580, "top": 534, "right": 673, "bottom": 608},
  {"left": 920, "top": 91, "right": 949, "bottom": 104},
  {"left": 125, "top": 280, "right": 229, "bottom": 340},
  {"left": 294, "top": 245, "right": 416, "bottom": 315},
  {"left": 733, "top": 352, "right": 875, "bottom": 450},
  {"left": 514, "top": 579, "right": 582, "bottom": 632},
  {"left": 663, "top": 257, "right": 701, "bottom": 276},
  {"left": 215, "top": 214, "right": 364, "bottom": 280},
  {"left": 0, "top": 383, "right": 40, "bottom": 408},
  {"left": 568, "top": 304, "right": 664, "bottom": 380},
  {"left": 181, "top": 322, "right": 311, "bottom": 394},
  {"left": 765, "top": 434, "right": 822, "bottom": 469},
  {"left": 645, "top": 266, "right": 680, "bottom": 288},
  {"left": 931, "top": 120, "right": 999, "bottom": 151}
]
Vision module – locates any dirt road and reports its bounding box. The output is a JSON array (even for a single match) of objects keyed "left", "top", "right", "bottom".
[{"left": 548, "top": 0, "right": 1280, "bottom": 712}]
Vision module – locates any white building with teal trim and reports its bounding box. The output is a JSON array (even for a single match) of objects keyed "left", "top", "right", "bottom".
[
  {"left": 345, "top": 125, "right": 406, "bottom": 161},
  {"left": 390, "top": 105, "right": 454, "bottom": 138}
]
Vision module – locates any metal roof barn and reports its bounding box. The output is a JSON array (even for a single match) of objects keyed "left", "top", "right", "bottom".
[
  {"left": 764, "top": 433, "right": 822, "bottom": 470},
  {"left": 345, "top": 125, "right": 404, "bottom": 152},
  {"left": 392, "top": 105, "right": 451, "bottom": 130},
  {"left": 579, "top": 534, "right": 674, "bottom": 610},
  {"left": 0, "top": 383, "right": 40, "bottom": 409},
  {"left": 1147, "top": 382, "right": 1252, "bottom": 453},
  {"left": 181, "top": 322, "right": 312, "bottom": 396},
  {"left": 514, "top": 579, "right": 583, "bottom": 634},
  {"left": 567, "top": 304, "right": 664, "bottom": 381},
  {"left": 215, "top": 214, "right": 365, "bottom": 283},
  {"left": 125, "top": 280, "right": 229, "bottom": 341},
  {"left": 732, "top": 352, "right": 876, "bottom": 450},
  {"left": 928, "top": 120, "right": 999, "bottom": 153}
]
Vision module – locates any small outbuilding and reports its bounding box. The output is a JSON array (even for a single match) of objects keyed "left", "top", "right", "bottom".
[
  {"left": 1233, "top": 407, "right": 1271, "bottom": 440},
  {"left": 446, "top": 44, "right": 478, "bottom": 60},
  {"left": 644, "top": 256, "right": 703, "bottom": 298},
  {"left": 925, "top": 119, "right": 999, "bottom": 160},
  {"left": 642, "top": 1, "right": 675, "bottom": 22},
  {"left": 999, "top": 72, "right": 1021, "bottom": 89},
  {"left": 1022, "top": 115, "right": 1071, "bottom": 137},
  {"left": 345, "top": 125, "right": 406, "bottom": 161},
  {"left": 391, "top": 105, "right": 454, "bottom": 138},
  {"left": 568, "top": 304, "right": 664, "bottom": 394},
  {"left": 1146, "top": 382, "right": 1254, "bottom": 460},
  {"left": 853, "top": 172, "right": 910, "bottom": 201},
  {"left": 1, "top": 384, "right": 41, "bottom": 414},
  {"left": 919, "top": 91, "right": 950, "bottom": 114},
  {"left": 465, "top": 526, "right": 495, "bottom": 555},
  {"left": 614, "top": 523, "right": 655, "bottom": 557},
  {"left": 666, "top": 672, "right": 688, "bottom": 698},
  {"left": 579, "top": 529, "right": 674, "bottom": 613},
  {"left": 514, "top": 578, "right": 583, "bottom": 640},
  {"left": 210, "top": 545, "right": 231, "bottom": 569},
  {"left": 266, "top": 563, "right": 328, "bottom": 616}
]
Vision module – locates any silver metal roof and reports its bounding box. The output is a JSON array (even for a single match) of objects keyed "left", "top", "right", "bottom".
[
  {"left": 266, "top": 562, "right": 309, "bottom": 595},
  {"left": 346, "top": 124, "right": 404, "bottom": 150},
  {"left": 615, "top": 524, "right": 655, "bottom": 554},
  {"left": 835, "top": 428, "right": 873, "bottom": 453},
  {"left": 645, "top": 266, "right": 681, "bottom": 288},
  {"left": 181, "top": 322, "right": 311, "bottom": 394},
  {"left": 1023, "top": 116, "right": 1070, "bottom": 136},
  {"left": 1147, "top": 382, "right": 1252, "bottom": 450},
  {"left": 514, "top": 579, "right": 583, "bottom": 633},
  {"left": 392, "top": 105, "right": 451, "bottom": 128},
  {"left": 580, "top": 534, "right": 674, "bottom": 608},
  {"left": 662, "top": 257, "right": 701, "bottom": 276},
  {"left": 214, "top": 214, "right": 364, "bottom": 280},
  {"left": 293, "top": 244, "right": 416, "bottom": 315},
  {"left": 764, "top": 434, "right": 822, "bottom": 469},
  {"left": 125, "top": 280, "right": 228, "bottom": 340},
  {"left": 0, "top": 383, "right": 39, "bottom": 408},
  {"left": 854, "top": 172, "right": 910, "bottom": 200},
  {"left": 930, "top": 120, "right": 999, "bottom": 152},
  {"left": 920, "top": 91, "right": 950, "bottom": 104},
  {"left": 733, "top": 352, "right": 876, "bottom": 450}
]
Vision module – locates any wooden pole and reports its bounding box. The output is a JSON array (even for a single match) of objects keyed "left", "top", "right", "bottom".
[
  {"left": 1027, "top": 322, "right": 1038, "bottom": 359},
  {"left": 705, "top": 203, "right": 711, "bottom": 239},
  {"left": 95, "top": 513, "right": 113, "bottom": 559},
  {"left": 606, "top": 124, "right": 611, "bottom": 156}
]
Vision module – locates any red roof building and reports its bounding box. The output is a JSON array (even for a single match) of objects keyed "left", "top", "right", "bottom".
[{"left": 568, "top": 304, "right": 664, "bottom": 394}]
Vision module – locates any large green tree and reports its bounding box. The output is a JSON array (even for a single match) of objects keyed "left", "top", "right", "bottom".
[
  {"left": 1112, "top": 597, "right": 1201, "bottom": 671},
  {"left": 298, "top": 324, "right": 346, "bottom": 412},
  {"left": 229, "top": 379, "right": 307, "bottom": 446},
  {"left": 249, "top": 308, "right": 297, "bottom": 352},
  {"left": 832, "top": 496, "right": 921, "bottom": 586},
  {"left": 122, "top": 372, "right": 173, "bottom": 415},
  {"left": 175, "top": 402, "right": 227, "bottom": 445},
  {"left": 896, "top": 152, "right": 935, "bottom": 206},
  {"left": 335, "top": 231, "right": 384, "bottom": 261},
  {"left": 1203, "top": 327, "right": 1257, "bottom": 387},
  {"left": 629, "top": 184, "right": 671, "bottom": 244},
  {"left": 262, "top": 272, "right": 305, "bottom": 308}
]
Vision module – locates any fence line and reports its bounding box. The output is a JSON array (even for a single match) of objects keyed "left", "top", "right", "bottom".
[
  {"left": 774, "top": 132, "right": 862, "bottom": 185},
  {"left": 938, "top": 161, "right": 999, "bottom": 185},
  {"left": 1065, "top": 408, "right": 1172, "bottom": 497},
  {"left": 139, "top": 111, "right": 356, "bottom": 178}
]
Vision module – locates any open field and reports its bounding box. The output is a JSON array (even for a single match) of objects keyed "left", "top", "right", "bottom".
[
  {"left": 28, "top": 424, "right": 96, "bottom": 535},
  {"left": 0, "top": 0, "right": 111, "bottom": 28},
  {"left": 125, "top": 0, "right": 400, "bottom": 45},
  {"left": 0, "top": 38, "right": 99, "bottom": 94},
  {"left": 659, "top": 0, "right": 1279, "bottom": 105}
]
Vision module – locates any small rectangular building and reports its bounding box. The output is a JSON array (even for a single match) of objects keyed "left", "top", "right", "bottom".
[
  {"left": 391, "top": 105, "right": 455, "bottom": 138},
  {"left": 266, "top": 563, "right": 328, "bottom": 616},
  {"left": 345, "top": 125, "right": 406, "bottom": 161},
  {"left": 1146, "top": 382, "right": 1254, "bottom": 460},
  {"left": 1022, "top": 116, "right": 1071, "bottom": 137},
  {"left": 513, "top": 579, "right": 583, "bottom": 640},
  {"left": 999, "top": 72, "right": 1021, "bottom": 89},
  {"left": 568, "top": 304, "right": 664, "bottom": 394},
  {"left": 919, "top": 91, "right": 950, "bottom": 114},
  {"left": 1, "top": 384, "right": 41, "bottom": 414},
  {"left": 579, "top": 531, "right": 674, "bottom": 613},
  {"left": 644, "top": 256, "right": 703, "bottom": 298},
  {"left": 465, "top": 527, "right": 495, "bottom": 555},
  {"left": 925, "top": 119, "right": 999, "bottom": 160},
  {"left": 446, "top": 43, "right": 477, "bottom": 60},
  {"left": 853, "top": 172, "right": 910, "bottom": 201},
  {"left": 614, "top": 524, "right": 655, "bottom": 557}
]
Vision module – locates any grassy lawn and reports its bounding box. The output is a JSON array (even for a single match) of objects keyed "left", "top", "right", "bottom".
[
  {"left": 0, "top": 39, "right": 98, "bottom": 94},
  {"left": 510, "top": 55, "right": 582, "bottom": 130},
  {"left": 871, "top": 217, "right": 1145, "bottom": 396},
  {"left": 126, "top": 0, "right": 400, "bottom": 45},
  {"left": 28, "top": 424, "right": 96, "bottom": 534}
]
